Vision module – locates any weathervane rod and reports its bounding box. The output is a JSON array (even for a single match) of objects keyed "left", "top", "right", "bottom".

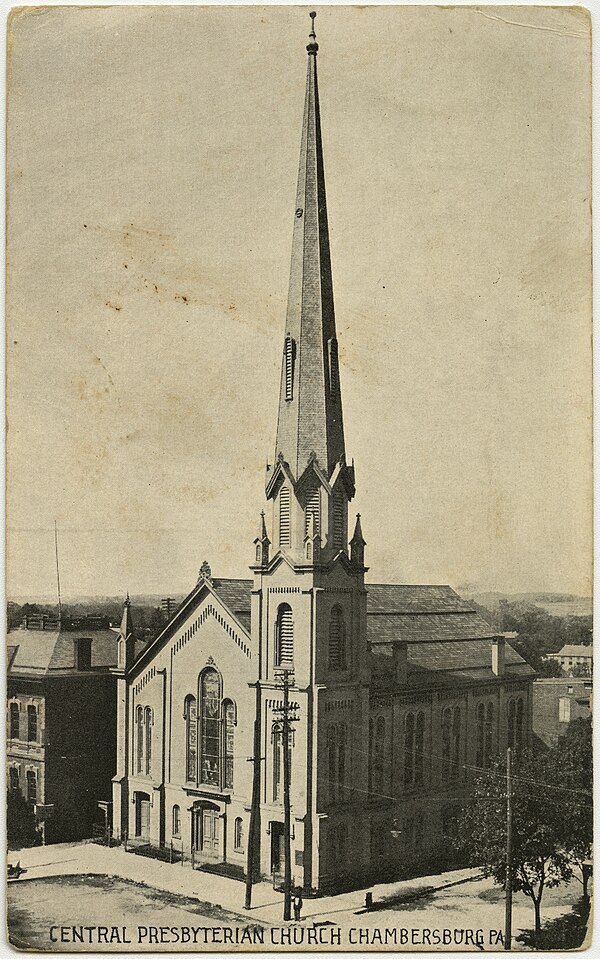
[{"left": 54, "top": 520, "right": 62, "bottom": 623}]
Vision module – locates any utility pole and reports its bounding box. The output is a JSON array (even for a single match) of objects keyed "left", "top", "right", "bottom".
[
  {"left": 245, "top": 683, "right": 263, "bottom": 910},
  {"left": 504, "top": 746, "right": 513, "bottom": 951},
  {"left": 273, "top": 668, "right": 299, "bottom": 922}
]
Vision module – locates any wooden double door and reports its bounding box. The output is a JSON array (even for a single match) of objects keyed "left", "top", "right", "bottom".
[{"left": 193, "top": 804, "right": 221, "bottom": 861}]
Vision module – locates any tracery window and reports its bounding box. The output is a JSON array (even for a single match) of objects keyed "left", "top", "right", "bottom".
[
  {"left": 144, "top": 707, "right": 153, "bottom": 776},
  {"left": 328, "top": 605, "right": 346, "bottom": 671},
  {"left": 184, "top": 695, "right": 197, "bottom": 782},
  {"left": 200, "top": 669, "right": 221, "bottom": 787},
  {"left": 136, "top": 705, "right": 144, "bottom": 774},
  {"left": 224, "top": 700, "right": 235, "bottom": 790},
  {"left": 275, "top": 604, "right": 294, "bottom": 668}
]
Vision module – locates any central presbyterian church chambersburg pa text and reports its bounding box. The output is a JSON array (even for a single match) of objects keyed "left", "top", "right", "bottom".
[{"left": 111, "top": 16, "right": 534, "bottom": 895}]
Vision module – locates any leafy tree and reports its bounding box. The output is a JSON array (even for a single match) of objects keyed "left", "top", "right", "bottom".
[
  {"left": 460, "top": 751, "right": 573, "bottom": 939},
  {"left": 542, "top": 718, "right": 593, "bottom": 897}
]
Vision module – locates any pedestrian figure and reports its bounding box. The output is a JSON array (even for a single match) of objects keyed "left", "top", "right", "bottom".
[{"left": 292, "top": 887, "right": 303, "bottom": 921}]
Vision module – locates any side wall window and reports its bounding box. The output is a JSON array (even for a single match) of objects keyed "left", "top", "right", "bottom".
[
  {"left": 172, "top": 804, "right": 181, "bottom": 837},
  {"left": 184, "top": 695, "right": 197, "bottom": 782},
  {"left": 275, "top": 604, "right": 294, "bottom": 668},
  {"left": 9, "top": 702, "right": 19, "bottom": 740}
]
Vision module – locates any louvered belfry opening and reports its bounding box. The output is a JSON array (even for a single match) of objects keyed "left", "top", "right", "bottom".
[
  {"left": 305, "top": 487, "right": 321, "bottom": 537},
  {"left": 276, "top": 603, "right": 294, "bottom": 667},
  {"left": 279, "top": 487, "right": 291, "bottom": 547},
  {"left": 333, "top": 493, "right": 344, "bottom": 548},
  {"left": 328, "top": 605, "right": 346, "bottom": 671}
]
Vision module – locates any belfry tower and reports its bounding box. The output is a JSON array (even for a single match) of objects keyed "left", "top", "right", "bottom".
[{"left": 251, "top": 13, "right": 370, "bottom": 893}]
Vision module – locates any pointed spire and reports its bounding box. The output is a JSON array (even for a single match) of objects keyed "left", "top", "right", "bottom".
[
  {"left": 120, "top": 593, "right": 133, "bottom": 639},
  {"left": 115, "top": 593, "right": 135, "bottom": 672},
  {"left": 254, "top": 510, "right": 271, "bottom": 566},
  {"left": 273, "top": 12, "right": 346, "bottom": 484},
  {"left": 350, "top": 513, "right": 366, "bottom": 567}
]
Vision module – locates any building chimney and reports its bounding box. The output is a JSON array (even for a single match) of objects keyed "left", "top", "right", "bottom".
[
  {"left": 492, "top": 636, "right": 505, "bottom": 677},
  {"left": 74, "top": 637, "right": 92, "bottom": 671},
  {"left": 393, "top": 642, "right": 408, "bottom": 685}
]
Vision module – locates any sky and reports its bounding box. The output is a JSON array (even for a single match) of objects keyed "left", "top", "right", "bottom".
[{"left": 7, "top": 5, "right": 592, "bottom": 600}]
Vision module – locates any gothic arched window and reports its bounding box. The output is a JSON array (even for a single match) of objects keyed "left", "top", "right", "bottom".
[
  {"left": 372, "top": 716, "right": 386, "bottom": 796},
  {"left": 279, "top": 487, "right": 291, "bottom": 548},
  {"left": 224, "top": 699, "right": 235, "bottom": 789},
  {"left": 136, "top": 705, "right": 143, "bottom": 774},
  {"left": 485, "top": 702, "right": 494, "bottom": 766},
  {"left": 404, "top": 712, "right": 415, "bottom": 786},
  {"left": 200, "top": 668, "right": 221, "bottom": 786},
  {"left": 451, "top": 706, "right": 461, "bottom": 779},
  {"left": 476, "top": 702, "right": 485, "bottom": 768},
  {"left": 9, "top": 767, "right": 19, "bottom": 793},
  {"left": 144, "top": 707, "right": 153, "bottom": 776},
  {"left": 441, "top": 707, "right": 452, "bottom": 780},
  {"left": 172, "top": 804, "right": 181, "bottom": 837},
  {"left": 415, "top": 711, "right": 425, "bottom": 785},
  {"left": 275, "top": 604, "right": 294, "bottom": 668},
  {"left": 328, "top": 605, "right": 346, "bottom": 671},
  {"left": 9, "top": 702, "right": 19, "bottom": 740},
  {"left": 184, "top": 695, "right": 197, "bottom": 783}
]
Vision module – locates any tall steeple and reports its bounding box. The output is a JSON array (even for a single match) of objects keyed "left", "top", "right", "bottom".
[{"left": 272, "top": 12, "right": 348, "bottom": 483}]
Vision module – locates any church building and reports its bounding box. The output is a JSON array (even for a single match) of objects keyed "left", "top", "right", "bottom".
[{"left": 112, "top": 15, "right": 534, "bottom": 894}]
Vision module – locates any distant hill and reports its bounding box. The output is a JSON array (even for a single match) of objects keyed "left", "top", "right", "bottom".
[{"left": 462, "top": 592, "right": 592, "bottom": 618}]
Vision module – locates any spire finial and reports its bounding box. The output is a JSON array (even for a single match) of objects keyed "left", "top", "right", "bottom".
[{"left": 307, "top": 11, "right": 318, "bottom": 54}]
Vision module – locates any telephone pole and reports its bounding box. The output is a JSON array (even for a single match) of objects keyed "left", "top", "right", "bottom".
[
  {"left": 504, "top": 746, "right": 513, "bottom": 951},
  {"left": 245, "top": 682, "right": 263, "bottom": 910},
  {"left": 273, "top": 668, "right": 299, "bottom": 922}
]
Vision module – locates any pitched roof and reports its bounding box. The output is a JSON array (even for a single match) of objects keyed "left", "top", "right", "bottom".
[
  {"left": 7, "top": 627, "right": 145, "bottom": 676},
  {"left": 211, "top": 579, "right": 253, "bottom": 632},
  {"left": 366, "top": 584, "right": 474, "bottom": 614},
  {"left": 554, "top": 644, "right": 593, "bottom": 658}
]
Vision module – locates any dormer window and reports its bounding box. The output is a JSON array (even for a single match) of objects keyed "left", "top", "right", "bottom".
[{"left": 284, "top": 335, "right": 295, "bottom": 401}]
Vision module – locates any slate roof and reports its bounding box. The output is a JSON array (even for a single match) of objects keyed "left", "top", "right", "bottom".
[
  {"left": 211, "top": 579, "right": 253, "bottom": 633},
  {"left": 367, "top": 584, "right": 474, "bottom": 615},
  {"left": 7, "top": 627, "right": 145, "bottom": 676}
]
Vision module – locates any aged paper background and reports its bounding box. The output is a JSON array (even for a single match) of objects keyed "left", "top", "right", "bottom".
[
  {"left": 6, "top": 4, "right": 591, "bottom": 604},
  {"left": 5, "top": 4, "right": 593, "bottom": 955}
]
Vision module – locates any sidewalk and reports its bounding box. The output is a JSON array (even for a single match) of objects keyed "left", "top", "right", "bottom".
[{"left": 9, "top": 842, "right": 482, "bottom": 927}]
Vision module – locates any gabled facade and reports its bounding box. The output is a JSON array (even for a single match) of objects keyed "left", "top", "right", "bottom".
[{"left": 112, "top": 15, "right": 535, "bottom": 893}]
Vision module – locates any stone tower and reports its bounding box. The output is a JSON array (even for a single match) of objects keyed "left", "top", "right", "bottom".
[{"left": 251, "top": 13, "right": 370, "bottom": 893}]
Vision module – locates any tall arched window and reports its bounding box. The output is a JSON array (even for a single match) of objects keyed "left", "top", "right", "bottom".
[
  {"left": 9, "top": 767, "right": 19, "bottom": 793},
  {"left": 485, "top": 702, "right": 494, "bottom": 766},
  {"left": 328, "top": 606, "right": 346, "bottom": 671},
  {"left": 441, "top": 707, "right": 452, "bottom": 780},
  {"left": 415, "top": 712, "right": 425, "bottom": 785},
  {"left": 476, "top": 703, "right": 485, "bottom": 768},
  {"left": 27, "top": 705, "right": 37, "bottom": 743},
  {"left": 26, "top": 770, "right": 36, "bottom": 804},
  {"left": 404, "top": 712, "right": 415, "bottom": 785},
  {"left": 172, "top": 804, "right": 181, "bottom": 837},
  {"left": 275, "top": 604, "right": 294, "bottom": 668},
  {"left": 272, "top": 723, "right": 282, "bottom": 802},
  {"left": 9, "top": 702, "right": 19, "bottom": 740},
  {"left": 372, "top": 716, "right": 385, "bottom": 795},
  {"left": 200, "top": 669, "right": 221, "bottom": 786},
  {"left": 327, "top": 724, "right": 348, "bottom": 803},
  {"left": 136, "top": 705, "right": 143, "bottom": 774},
  {"left": 451, "top": 706, "right": 461, "bottom": 780},
  {"left": 515, "top": 698, "right": 524, "bottom": 757},
  {"left": 224, "top": 700, "right": 235, "bottom": 789},
  {"left": 507, "top": 698, "right": 517, "bottom": 749},
  {"left": 234, "top": 817, "right": 243, "bottom": 851},
  {"left": 279, "top": 487, "right": 291, "bottom": 548},
  {"left": 144, "top": 707, "right": 153, "bottom": 776},
  {"left": 184, "top": 695, "right": 197, "bottom": 782}
]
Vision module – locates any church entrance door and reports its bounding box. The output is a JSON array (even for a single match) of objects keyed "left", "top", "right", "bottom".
[
  {"left": 135, "top": 793, "right": 150, "bottom": 843},
  {"left": 270, "top": 821, "right": 285, "bottom": 885},
  {"left": 193, "top": 804, "right": 221, "bottom": 862}
]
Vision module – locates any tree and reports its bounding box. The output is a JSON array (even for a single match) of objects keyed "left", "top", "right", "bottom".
[
  {"left": 460, "top": 751, "right": 573, "bottom": 939},
  {"left": 542, "top": 719, "right": 593, "bottom": 897}
]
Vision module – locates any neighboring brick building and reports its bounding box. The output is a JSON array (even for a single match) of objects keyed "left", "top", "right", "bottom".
[
  {"left": 111, "top": 16, "right": 535, "bottom": 894},
  {"left": 532, "top": 677, "right": 592, "bottom": 749},
  {"left": 7, "top": 606, "right": 142, "bottom": 844}
]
